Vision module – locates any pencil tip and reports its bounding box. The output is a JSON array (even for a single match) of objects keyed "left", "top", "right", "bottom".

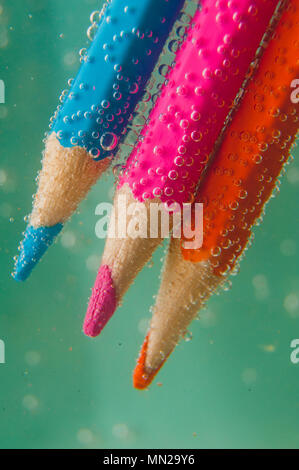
[
  {"left": 133, "top": 334, "right": 166, "bottom": 390},
  {"left": 12, "top": 224, "right": 63, "bottom": 281},
  {"left": 83, "top": 265, "right": 117, "bottom": 337}
]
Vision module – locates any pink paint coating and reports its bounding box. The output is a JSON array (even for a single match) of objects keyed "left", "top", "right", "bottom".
[
  {"left": 119, "top": 0, "right": 278, "bottom": 207},
  {"left": 83, "top": 265, "right": 117, "bottom": 337}
]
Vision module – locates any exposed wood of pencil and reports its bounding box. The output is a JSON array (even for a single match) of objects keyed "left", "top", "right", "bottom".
[
  {"left": 133, "top": 238, "right": 219, "bottom": 389},
  {"left": 30, "top": 133, "right": 110, "bottom": 227},
  {"left": 102, "top": 183, "right": 167, "bottom": 302}
]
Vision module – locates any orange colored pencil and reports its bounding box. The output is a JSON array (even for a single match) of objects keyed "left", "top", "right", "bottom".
[{"left": 134, "top": 0, "right": 299, "bottom": 389}]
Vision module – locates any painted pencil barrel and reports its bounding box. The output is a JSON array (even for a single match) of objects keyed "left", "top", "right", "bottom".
[
  {"left": 52, "top": 0, "right": 186, "bottom": 160},
  {"left": 182, "top": 0, "right": 299, "bottom": 275},
  {"left": 119, "top": 0, "right": 279, "bottom": 207}
]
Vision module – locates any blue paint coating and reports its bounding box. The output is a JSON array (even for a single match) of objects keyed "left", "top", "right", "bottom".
[
  {"left": 51, "top": 0, "right": 185, "bottom": 160},
  {"left": 13, "top": 224, "right": 63, "bottom": 281}
]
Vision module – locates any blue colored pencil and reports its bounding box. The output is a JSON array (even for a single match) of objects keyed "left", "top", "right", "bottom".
[{"left": 13, "top": 0, "right": 186, "bottom": 281}]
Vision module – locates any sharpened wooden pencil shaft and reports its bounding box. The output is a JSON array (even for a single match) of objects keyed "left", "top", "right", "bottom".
[
  {"left": 102, "top": 183, "right": 167, "bottom": 302},
  {"left": 30, "top": 133, "right": 110, "bottom": 228},
  {"left": 146, "top": 238, "right": 219, "bottom": 372},
  {"left": 84, "top": 182, "right": 177, "bottom": 337}
]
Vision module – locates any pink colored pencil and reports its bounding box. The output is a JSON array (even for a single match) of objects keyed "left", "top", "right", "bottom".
[{"left": 83, "top": 0, "right": 279, "bottom": 338}]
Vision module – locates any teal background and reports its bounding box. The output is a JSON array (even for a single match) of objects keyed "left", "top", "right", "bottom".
[{"left": 0, "top": 0, "right": 298, "bottom": 449}]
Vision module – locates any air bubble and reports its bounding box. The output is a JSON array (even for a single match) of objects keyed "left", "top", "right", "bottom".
[
  {"left": 100, "top": 132, "right": 118, "bottom": 151},
  {"left": 129, "top": 82, "right": 139, "bottom": 94},
  {"left": 89, "top": 148, "right": 100, "bottom": 159},
  {"left": 191, "top": 111, "right": 200, "bottom": 121},
  {"left": 101, "top": 100, "right": 110, "bottom": 109},
  {"left": 168, "top": 40, "right": 179, "bottom": 53},
  {"left": 191, "top": 131, "right": 202, "bottom": 142}
]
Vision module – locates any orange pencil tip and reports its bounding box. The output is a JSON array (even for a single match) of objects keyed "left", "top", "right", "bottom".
[{"left": 133, "top": 334, "right": 167, "bottom": 390}]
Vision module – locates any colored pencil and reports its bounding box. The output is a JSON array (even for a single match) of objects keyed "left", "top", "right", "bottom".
[
  {"left": 84, "top": 0, "right": 280, "bottom": 338},
  {"left": 133, "top": 0, "right": 299, "bottom": 389},
  {"left": 13, "top": 0, "right": 186, "bottom": 281}
]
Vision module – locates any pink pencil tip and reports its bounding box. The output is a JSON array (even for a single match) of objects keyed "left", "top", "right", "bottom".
[{"left": 83, "top": 265, "right": 117, "bottom": 338}]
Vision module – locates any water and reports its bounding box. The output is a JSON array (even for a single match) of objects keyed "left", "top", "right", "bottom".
[{"left": 0, "top": 0, "right": 299, "bottom": 449}]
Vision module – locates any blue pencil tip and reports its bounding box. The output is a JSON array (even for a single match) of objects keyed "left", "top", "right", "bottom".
[{"left": 12, "top": 224, "right": 63, "bottom": 281}]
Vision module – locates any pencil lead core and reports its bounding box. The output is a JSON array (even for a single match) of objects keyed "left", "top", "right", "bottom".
[
  {"left": 83, "top": 264, "right": 117, "bottom": 337},
  {"left": 133, "top": 334, "right": 167, "bottom": 390},
  {"left": 12, "top": 224, "right": 63, "bottom": 281}
]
